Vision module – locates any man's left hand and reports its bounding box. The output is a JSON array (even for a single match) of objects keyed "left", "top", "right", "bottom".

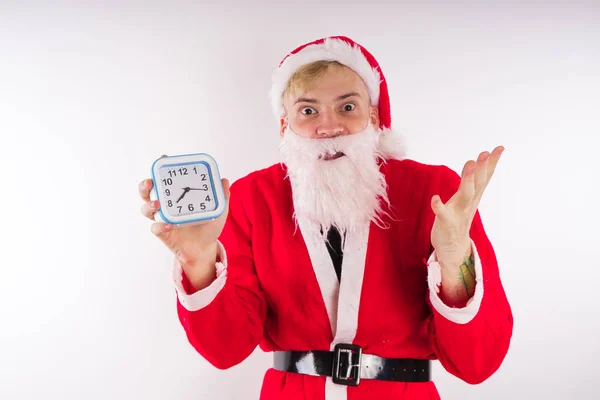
[{"left": 431, "top": 145, "right": 504, "bottom": 271}]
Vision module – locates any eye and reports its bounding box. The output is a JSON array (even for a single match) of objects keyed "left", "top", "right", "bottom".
[
  {"left": 342, "top": 103, "right": 356, "bottom": 112},
  {"left": 301, "top": 107, "right": 317, "bottom": 115}
]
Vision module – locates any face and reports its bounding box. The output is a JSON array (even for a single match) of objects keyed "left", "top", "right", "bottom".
[
  {"left": 280, "top": 65, "right": 380, "bottom": 141},
  {"left": 278, "top": 65, "right": 390, "bottom": 235}
]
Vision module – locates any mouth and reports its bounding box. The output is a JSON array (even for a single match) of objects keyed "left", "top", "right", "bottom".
[{"left": 320, "top": 151, "right": 345, "bottom": 161}]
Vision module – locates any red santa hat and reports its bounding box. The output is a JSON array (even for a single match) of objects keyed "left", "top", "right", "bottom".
[{"left": 269, "top": 35, "right": 405, "bottom": 159}]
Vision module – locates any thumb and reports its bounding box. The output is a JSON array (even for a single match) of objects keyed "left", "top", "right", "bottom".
[
  {"left": 431, "top": 195, "right": 447, "bottom": 217},
  {"left": 221, "top": 178, "right": 231, "bottom": 218},
  {"left": 222, "top": 178, "right": 230, "bottom": 202}
]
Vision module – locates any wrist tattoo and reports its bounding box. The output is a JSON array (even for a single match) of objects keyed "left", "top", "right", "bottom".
[{"left": 459, "top": 252, "right": 476, "bottom": 297}]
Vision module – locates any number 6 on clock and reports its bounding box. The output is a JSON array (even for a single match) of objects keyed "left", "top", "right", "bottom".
[{"left": 149, "top": 153, "right": 226, "bottom": 227}]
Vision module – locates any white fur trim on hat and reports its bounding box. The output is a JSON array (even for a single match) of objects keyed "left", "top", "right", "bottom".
[
  {"left": 378, "top": 127, "right": 407, "bottom": 161},
  {"left": 270, "top": 37, "right": 382, "bottom": 119}
]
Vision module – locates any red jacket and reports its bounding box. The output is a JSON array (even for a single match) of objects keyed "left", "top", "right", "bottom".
[{"left": 172, "top": 158, "right": 514, "bottom": 400}]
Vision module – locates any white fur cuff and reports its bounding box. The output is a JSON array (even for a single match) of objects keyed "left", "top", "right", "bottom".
[
  {"left": 427, "top": 238, "right": 484, "bottom": 324},
  {"left": 172, "top": 240, "right": 228, "bottom": 312}
]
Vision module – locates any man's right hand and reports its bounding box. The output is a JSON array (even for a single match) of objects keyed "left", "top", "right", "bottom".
[{"left": 139, "top": 156, "right": 231, "bottom": 291}]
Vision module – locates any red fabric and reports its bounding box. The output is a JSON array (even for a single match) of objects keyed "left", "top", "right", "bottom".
[
  {"left": 175, "top": 159, "right": 513, "bottom": 399},
  {"left": 180, "top": 249, "right": 222, "bottom": 295},
  {"left": 180, "top": 270, "right": 196, "bottom": 295},
  {"left": 279, "top": 35, "right": 392, "bottom": 130}
]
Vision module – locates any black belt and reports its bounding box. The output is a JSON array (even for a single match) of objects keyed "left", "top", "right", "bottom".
[{"left": 273, "top": 343, "right": 430, "bottom": 386}]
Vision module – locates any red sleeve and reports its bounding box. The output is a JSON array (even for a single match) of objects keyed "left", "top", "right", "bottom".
[
  {"left": 427, "top": 165, "right": 514, "bottom": 384},
  {"left": 176, "top": 178, "right": 268, "bottom": 370}
]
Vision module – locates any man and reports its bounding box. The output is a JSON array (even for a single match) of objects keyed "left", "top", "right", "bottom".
[{"left": 139, "top": 36, "right": 513, "bottom": 400}]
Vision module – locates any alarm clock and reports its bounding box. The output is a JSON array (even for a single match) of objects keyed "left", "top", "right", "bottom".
[{"left": 149, "top": 153, "right": 226, "bottom": 227}]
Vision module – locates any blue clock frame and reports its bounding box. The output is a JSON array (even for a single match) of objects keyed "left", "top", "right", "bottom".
[{"left": 150, "top": 153, "right": 226, "bottom": 226}]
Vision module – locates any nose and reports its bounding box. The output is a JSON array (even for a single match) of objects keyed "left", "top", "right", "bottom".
[{"left": 315, "top": 111, "right": 347, "bottom": 138}]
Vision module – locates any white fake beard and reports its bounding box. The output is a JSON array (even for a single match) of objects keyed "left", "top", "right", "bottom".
[{"left": 279, "top": 123, "right": 391, "bottom": 239}]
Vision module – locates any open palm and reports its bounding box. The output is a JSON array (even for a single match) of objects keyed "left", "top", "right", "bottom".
[{"left": 430, "top": 146, "right": 504, "bottom": 264}]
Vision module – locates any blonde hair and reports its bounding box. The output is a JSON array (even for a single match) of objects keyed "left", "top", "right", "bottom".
[{"left": 282, "top": 60, "right": 345, "bottom": 103}]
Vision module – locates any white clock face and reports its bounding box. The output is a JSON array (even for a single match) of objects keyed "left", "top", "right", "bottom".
[{"left": 158, "top": 162, "right": 218, "bottom": 218}]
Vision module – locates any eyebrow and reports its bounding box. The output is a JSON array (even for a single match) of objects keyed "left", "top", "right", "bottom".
[{"left": 294, "top": 91, "right": 361, "bottom": 105}]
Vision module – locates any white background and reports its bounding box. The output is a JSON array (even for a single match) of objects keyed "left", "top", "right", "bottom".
[{"left": 1, "top": 1, "right": 599, "bottom": 399}]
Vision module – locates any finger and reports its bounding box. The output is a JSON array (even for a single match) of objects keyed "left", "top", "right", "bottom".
[
  {"left": 139, "top": 179, "right": 153, "bottom": 202},
  {"left": 151, "top": 221, "right": 173, "bottom": 238},
  {"left": 222, "top": 178, "right": 230, "bottom": 201},
  {"left": 460, "top": 159, "right": 472, "bottom": 177},
  {"left": 431, "top": 194, "right": 449, "bottom": 220},
  {"left": 474, "top": 151, "right": 490, "bottom": 194},
  {"left": 485, "top": 145, "right": 504, "bottom": 182},
  {"left": 455, "top": 160, "right": 476, "bottom": 209},
  {"left": 219, "top": 178, "right": 231, "bottom": 220},
  {"left": 141, "top": 200, "right": 160, "bottom": 220}
]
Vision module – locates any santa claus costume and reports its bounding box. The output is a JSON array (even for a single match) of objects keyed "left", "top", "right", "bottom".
[{"left": 171, "top": 36, "right": 513, "bottom": 399}]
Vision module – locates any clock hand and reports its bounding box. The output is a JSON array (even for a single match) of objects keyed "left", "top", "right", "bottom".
[
  {"left": 176, "top": 187, "right": 191, "bottom": 203},
  {"left": 188, "top": 187, "right": 208, "bottom": 191}
]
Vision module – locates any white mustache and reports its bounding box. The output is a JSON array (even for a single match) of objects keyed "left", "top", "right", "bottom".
[{"left": 278, "top": 123, "right": 391, "bottom": 235}]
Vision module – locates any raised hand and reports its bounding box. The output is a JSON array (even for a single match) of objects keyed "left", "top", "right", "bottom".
[{"left": 430, "top": 146, "right": 504, "bottom": 302}]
